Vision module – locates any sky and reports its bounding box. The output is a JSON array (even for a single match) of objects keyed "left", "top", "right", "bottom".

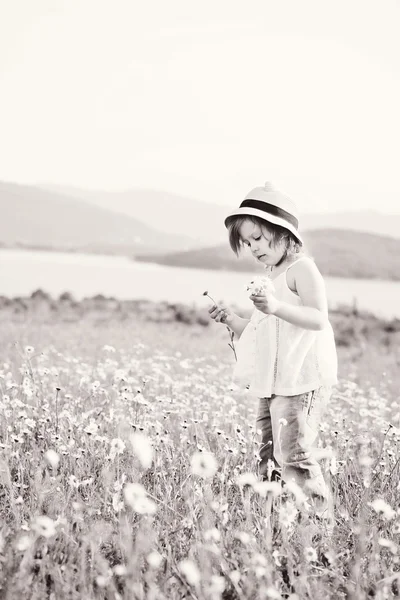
[{"left": 1, "top": 0, "right": 400, "bottom": 213}]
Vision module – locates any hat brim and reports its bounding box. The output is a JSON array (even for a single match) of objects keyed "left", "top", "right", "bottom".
[{"left": 224, "top": 207, "right": 303, "bottom": 245}]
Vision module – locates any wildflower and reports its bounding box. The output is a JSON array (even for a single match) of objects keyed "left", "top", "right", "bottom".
[
  {"left": 203, "top": 528, "right": 221, "bottom": 543},
  {"left": 246, "top": 276, "right": 275, "bottom": 295},
  {"left": 114, "top": 369, "right": 127, "bottom": 383},
  {"left": 253, "top": 480, "right": 281, "bottom": 498},
  {"left": 284, "top": 479, "right": 308, "bottom": 507},
  {"left": 304, "top": 546, "right": 318, "bottom": 562},
  {"left": 181, "top": 517, "right": 194, "bottom": 529},
  {"left": 358, "top": 454, "right": 374, "bottom": 467},
  {"left": 236, "top": 472, "right": 258, "bottom": 488},
  {"left": 279, "top": 500, "right": 298, "bottom": 528},
  {"left": 80, "top": 477, "right": 93, "bottom": 487},
  {"left": 44, "top": 449, "right": 60, "bottom": 469},
  {"left": 132, "top": 496, "right": 157, "bottom": 515},
  {"left": 229, "top": 570, "right": 241, "bottom": 585},
  {"left": 254, "top": 566, "right": 267, "bottom": 578},
  {"left": 91, "top": 381, "right": 101, "bottom": 393},
  {"left": 234, "top": 531, "right": 251, "bottom": 545},
  {"left": 207, "top": 575, "right": 226, "bottom": 596},
  {"left": 210, "top": 500, "right": 229, "bottom": 514},
  {"left": 369, "top": 498, "right": 396, "bottom": 520},
  {"left": 24, "top": 346, "right": 34, "bottom": 355},
  {"left": 114, "top": 565, "right": 127, "bottom": 576},
  {"left": 96, "top": 575, "right": 110, "bottom": 588},
  {"left": 190, "top": 451, "right": 218, "bottom": 479},
  {"left": 123, "top": 482, "right": 157, "bottom": 515},
  {"left": 68, "top": 475, "right": 80, "bottom": 488},
  {"left": 265, "top": 587, "right": 282, "bottom": 599},
  {"left": 84, "top": 421, "right": 98, "bottom": 435},
  {"left": 16, "top": 535, "right": 33, "bottom": 552},
  {"left": 72, "top": 501, "right": 84, "bottom": 513},
  {"left": 146, "top": 551, "right": 163, "bottom": 569},
  {"left": 279, "top": 417, "right": 288, "bottom": 427},
  {"left": 378, "top": 538, "right": 398, "bottom": 555},
  {"left": 31, "top": 515, "right": 57, "bottom": 538},
  {"left": 201, "top": 291, "right": 237, "bottom": 360},
  {"left": 178, "top": 559, "right": 201, "bottom": 586},
  {"left": 393, "top": 522, "right": 400, "bottom": 534},
  {"left": 123, "top": 482, "right": 146, "bottom": 505},
  {"left": 22, "top": 378, "right": 34, "bottom": 398},
  {"left": 323, "top": 550, "right": 335, "bottom": 566},
  {"left": 109, "top": 438, "right": 126, "bottom": 461},
  {"left": 272, "top": 549, "right": 282, "bottom": 566},
  {"left": 252, "top": 553, "right": 268, "bottom": 567},
  {"left": 130, "top": 433, "right": 153, "bottom": 469}
]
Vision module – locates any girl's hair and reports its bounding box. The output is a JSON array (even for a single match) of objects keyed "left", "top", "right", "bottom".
[{"left": 225, "top": 215, "right": 304, "bottom": 262}]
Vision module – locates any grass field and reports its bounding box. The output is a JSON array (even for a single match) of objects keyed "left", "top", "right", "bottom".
[{"left": 0, "top": 306, "right": 400, "bottom": 599}]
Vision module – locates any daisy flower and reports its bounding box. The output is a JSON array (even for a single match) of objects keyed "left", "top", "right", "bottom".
[{"left": 190, "top": 451, "right": 218, "bottom": 479}]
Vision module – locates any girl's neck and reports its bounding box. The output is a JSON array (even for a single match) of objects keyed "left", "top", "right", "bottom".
[{"left": 267, "top": 253, "right": 304, "bottom": 279}]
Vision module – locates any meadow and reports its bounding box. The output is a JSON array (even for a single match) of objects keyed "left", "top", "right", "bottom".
[{"left": 0, "top": 294, "right": 400, "bottom": 599}]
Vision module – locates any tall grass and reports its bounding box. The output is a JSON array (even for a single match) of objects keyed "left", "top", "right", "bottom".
[{"left": 0, "top": 316, "right": 399, "bottom": 599}]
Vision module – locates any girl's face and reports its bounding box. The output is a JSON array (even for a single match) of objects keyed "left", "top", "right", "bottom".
[{"left": 239, "top": 219, "right": 286, "bottom": 267}]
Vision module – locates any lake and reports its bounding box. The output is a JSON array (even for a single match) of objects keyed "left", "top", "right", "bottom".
[{"left": 1, "top": 248, "right": 400, "bottom": 319}]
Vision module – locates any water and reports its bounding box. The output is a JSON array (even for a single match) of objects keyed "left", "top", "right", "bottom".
[{"left": 1, "top": 248, "right": 400, "bottom": 319}]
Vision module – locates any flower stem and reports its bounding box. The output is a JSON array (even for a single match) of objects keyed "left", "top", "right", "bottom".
[{"left": 203, "top": 292, "right": 237, "bottom": 362}]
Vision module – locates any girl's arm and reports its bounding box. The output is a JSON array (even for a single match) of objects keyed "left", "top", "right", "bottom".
[
  {"left": 274, "top": 259, "right": 329, "bottom": 330},
  {"left": 226, "top": 313, "right": 250, "bottom": 338}
]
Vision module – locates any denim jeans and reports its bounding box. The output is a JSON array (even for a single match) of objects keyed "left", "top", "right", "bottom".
[{"left": 256, "top": 387, "right": 332, "bottom": 513}]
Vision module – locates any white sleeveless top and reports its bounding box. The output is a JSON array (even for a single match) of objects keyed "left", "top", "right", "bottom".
[{"left": 233, "top": 256, "right": 338, "bottom": 397}]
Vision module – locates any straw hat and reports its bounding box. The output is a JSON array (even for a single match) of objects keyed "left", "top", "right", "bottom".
[{"left": 224, "top": 181, "right": 303, "bottom": 244}]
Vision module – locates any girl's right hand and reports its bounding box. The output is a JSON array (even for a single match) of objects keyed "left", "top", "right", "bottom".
[{"left": 208, "top": 304, "right": 234, "bottom": 324}]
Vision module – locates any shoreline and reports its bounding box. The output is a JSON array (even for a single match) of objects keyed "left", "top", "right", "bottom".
[
  {"left": 1, "top": 289, "right": 399, "bottom": 349},
  {"left": 1, "top": 245, "right": 400, "bottom": 283}
]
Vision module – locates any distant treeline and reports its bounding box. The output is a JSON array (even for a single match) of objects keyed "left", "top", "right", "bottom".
[
  {"left": 135, "top": 228, "right": 400, "bottom": 281},
  {"left": 1, "top": 289, "right": 400, "bottom": 350}
]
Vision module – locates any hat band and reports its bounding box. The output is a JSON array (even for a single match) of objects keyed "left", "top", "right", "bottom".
[{"left": 240, "top": 199, "right": 299, "bottom": 230}]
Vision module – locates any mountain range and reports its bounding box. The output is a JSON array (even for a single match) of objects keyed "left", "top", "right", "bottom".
[
  {"left": 43, "top": 184, "right": 400, "bottom": 244},
  {"left": 0, "top": 181, "right": 196, "bottom": 254},
  {"left": 1, "top": 180, "right": 400, "bottom": 279}
]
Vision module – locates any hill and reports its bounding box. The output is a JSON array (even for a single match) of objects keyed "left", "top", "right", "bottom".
[
  {"left": 43, "top": 184, "right": 400, "bottom": 242},
  {"left": 135, "top": 229, "right": 400, "bottom": 280},
  {"left": 301, "top": 210, "right": 400, "bottom": 240},
  {"left": 42, "top": 184, "right": 229, "bottom": 246},
  {"left": 0, "top": 181, "right": 197, "bottom": 254}
]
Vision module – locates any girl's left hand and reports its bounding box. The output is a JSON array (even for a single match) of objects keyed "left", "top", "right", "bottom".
[{"left": 250, "top": 292, "right": 280, "bottom": 315}]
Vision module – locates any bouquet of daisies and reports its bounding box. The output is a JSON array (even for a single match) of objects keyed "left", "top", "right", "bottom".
[{"left": 245, "top": 276, "right": 275, "bottom": 296}]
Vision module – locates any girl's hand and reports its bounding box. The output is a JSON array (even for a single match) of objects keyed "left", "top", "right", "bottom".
[
  {"left": 208, "top": 304, "right": 235, "bottom": 324},
  {"left": 250, "top": 292, "right": 280, "bottom": 315}
]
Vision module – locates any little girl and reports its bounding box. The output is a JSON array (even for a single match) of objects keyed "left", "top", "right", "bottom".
[{"left": 208, "top": 182, "right": 338, "bottom": 517}]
